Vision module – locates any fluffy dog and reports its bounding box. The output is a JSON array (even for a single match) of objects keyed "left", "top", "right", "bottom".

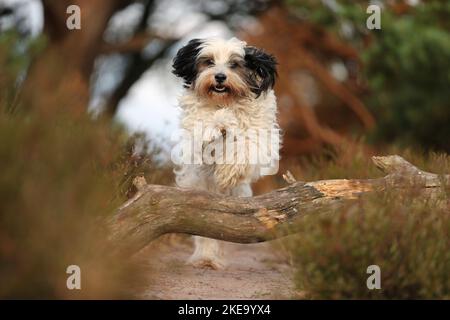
[{"left": 172, "top": 37, "right": 279, "bottom": 269}]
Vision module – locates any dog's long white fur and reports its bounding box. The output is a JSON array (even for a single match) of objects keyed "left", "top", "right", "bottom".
[{"left": 174, "top": 38, "right": 280, "bottom": 269}]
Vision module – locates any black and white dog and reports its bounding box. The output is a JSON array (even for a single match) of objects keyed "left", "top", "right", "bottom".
[{"left": 172, "top": 38, "right": 280, "bottom": 269}]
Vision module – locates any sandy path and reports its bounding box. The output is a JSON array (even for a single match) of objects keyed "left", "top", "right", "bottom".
[{"left": 136, "top": 237, "right": 295, "bottom": 300}]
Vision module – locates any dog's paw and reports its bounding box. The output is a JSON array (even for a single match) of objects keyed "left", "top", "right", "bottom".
[
  {"left": 187, "top": 256, "right": 226, "bottom": 270},
  {"left": 202, "top": 109, "right": 238, "bottom": 143},
  {"left": 203, "top": 125, "right": 224, "bottom": 142}
]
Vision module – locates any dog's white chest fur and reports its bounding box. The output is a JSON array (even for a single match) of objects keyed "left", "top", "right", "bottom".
[{"left": 176, "top": 90, "right": 279, "bottom": 193}]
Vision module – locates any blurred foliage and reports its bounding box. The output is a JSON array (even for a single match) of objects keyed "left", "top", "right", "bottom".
[
  {"left": 287, "top": 0, "right": 450, "bottom": 152},
  {"left": 0, "top": 32, "right": 171, "bottom": 298},
  {"left": 284, "top": 151, "right": 450, "bottom": 299},
  {"left": 0, "top": 30, "right": 46, "bottom": 112}
]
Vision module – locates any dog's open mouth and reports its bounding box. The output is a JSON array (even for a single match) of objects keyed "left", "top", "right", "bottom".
[{"left": 211, "top": 85, "right": 229, "bottom": 93}]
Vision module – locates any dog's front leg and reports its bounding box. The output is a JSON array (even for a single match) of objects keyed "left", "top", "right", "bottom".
[{"left": 188, "top": 110, "right": 240, "bottom": 270}]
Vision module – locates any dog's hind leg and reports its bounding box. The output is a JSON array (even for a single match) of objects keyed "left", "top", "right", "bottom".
[
  {"left": 188, "top": 184, "right": 227, "bottom": 270},
  {"left": 188, "top": 236, "right": 226, "bottom": 270},
  {"left": 188, "top": 183, "right": 253, "bottom": 269},
  {"left": 178, "top": 166, "right": 227, "bottom": 269},
  {"left": 187, "top": 183, "right": 254, "bottom": 269}
]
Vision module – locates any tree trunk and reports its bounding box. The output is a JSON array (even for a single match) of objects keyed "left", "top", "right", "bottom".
[
  {"left": 108, "top": 155, "right": 449, "bottom": 255},
  {"left": 21, "top": 0, "right": 132, "bottom": 115}
]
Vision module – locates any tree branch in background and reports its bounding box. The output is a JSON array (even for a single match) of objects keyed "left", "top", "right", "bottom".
[
  {"left": 108, "top": 155, "right": 450, "bottom": 256},
  {"left": 21, "top": 0, "right": 134, "bottom": 115},
  {"left": 103, "top": 38, "right": 177, "bottom": 116},
  {"left": 243, "top": 7, "right": 376, "bottom": 156},
  {"left": 99, "top": 32, "right": 169, "bottom": 55},
  {"left": 297, "top": 47, "right": 375, "bottom": 130}
]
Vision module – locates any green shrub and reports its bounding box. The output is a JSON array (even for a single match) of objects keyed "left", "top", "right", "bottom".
[{"left": 285, "top": 155, "right": 450, "bottom": 299}]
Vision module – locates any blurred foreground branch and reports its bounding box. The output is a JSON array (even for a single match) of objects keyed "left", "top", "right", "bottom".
[{"left": 108, "top": 155, "right": 449, "bottom": 255}]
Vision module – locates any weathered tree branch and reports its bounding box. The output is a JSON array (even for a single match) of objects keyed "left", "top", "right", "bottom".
[{"left": 108, "top": 156, "right": 449, "bottom": 255}]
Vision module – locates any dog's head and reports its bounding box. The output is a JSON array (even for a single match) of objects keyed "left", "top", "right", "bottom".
[{"left": 172, "top": 37, "right": 277, "bottom": 105}]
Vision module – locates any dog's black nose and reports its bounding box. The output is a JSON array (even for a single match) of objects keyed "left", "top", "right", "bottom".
[{"left": 215, "top": 73, "right": 227, "bottom": 83}]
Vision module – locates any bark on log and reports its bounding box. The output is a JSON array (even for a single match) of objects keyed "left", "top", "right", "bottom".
[{"left": 108, "top": 156, "right": 449, "bottom": 255}]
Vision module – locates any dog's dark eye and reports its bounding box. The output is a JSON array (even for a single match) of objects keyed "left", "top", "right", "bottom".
[
  {"left": 229, "top": 62, "right": 239, "bottom": 69},
  {"left": 205, "top": 59, "right": 214, "bottom": 66}
]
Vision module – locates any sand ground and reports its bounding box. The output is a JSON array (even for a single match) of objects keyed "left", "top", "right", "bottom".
[{"left": 136, "top": 237, "right": 296, "bottom": 300}]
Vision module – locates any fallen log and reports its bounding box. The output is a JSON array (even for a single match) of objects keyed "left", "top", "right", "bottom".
[{"left": 108, "top": 155, "right": 449, "bottom": 255}]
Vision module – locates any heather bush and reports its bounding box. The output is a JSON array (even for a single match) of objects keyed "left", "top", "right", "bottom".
[
  {"left": 0, "top": 32, "right": 170, "bottom": 298},
  {"left": 285, "top": 153, "right": 450, "bottom": 299}
]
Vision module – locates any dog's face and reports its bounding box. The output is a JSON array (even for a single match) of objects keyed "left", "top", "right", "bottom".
[{"left": 172, "top": 38, "right": 277, "bottom": 105}]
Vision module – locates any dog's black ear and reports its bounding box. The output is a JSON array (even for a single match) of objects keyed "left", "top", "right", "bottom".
[
  {"left": 172, "top": 39, "right": 204, "bottom": 86},
  {"left": 244, "top": 46, "right": 277, "bottom": 96}
]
